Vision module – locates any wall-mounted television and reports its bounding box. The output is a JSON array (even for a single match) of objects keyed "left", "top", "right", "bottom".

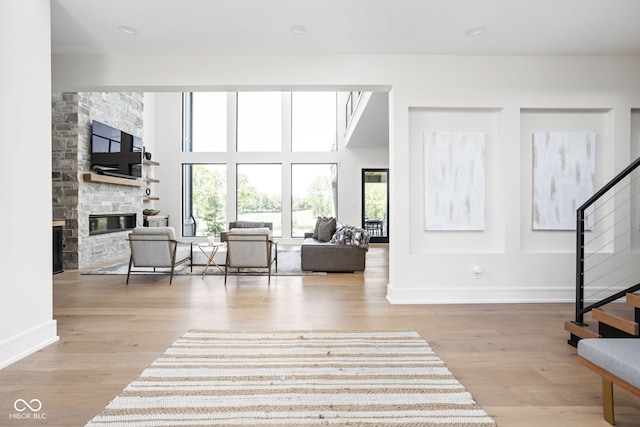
[{"left": 91, "top": 120, "right": 143, "bottom": 179}]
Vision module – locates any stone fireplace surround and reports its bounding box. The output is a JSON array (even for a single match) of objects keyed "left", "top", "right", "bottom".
[{"left": 52, "top": 92, "right": 145, "bottom": 269}]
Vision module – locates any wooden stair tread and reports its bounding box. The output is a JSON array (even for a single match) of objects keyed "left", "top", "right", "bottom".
[
  {"left": 567, "top": 294, "right": 640, "bottom": 343},
  {"left": 626, "top": 292, "right": 640, "bottom": 309},
  {"left": 564, "top": 320, "right": 600, "bottom": 339},
  {"left": 592, "top": 307, "right": 639, "bottom": 335}
]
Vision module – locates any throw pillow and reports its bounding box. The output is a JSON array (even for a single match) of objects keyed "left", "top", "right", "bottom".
[
  {"left": 313, "top": 216, "right": 325, "bottom": 239},
  {"left": 317, "top": 217, "right": 336, "bottom": 242}
]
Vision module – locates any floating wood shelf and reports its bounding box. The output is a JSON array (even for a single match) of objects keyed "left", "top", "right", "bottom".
[
  {"left": 143, "top": 178, "right": 160, "bottom": 183},
  {"left": 143, "top": 196, "right": 160, "bottom": 201},
  {"left": 144, "top": 159, "right": 160, "bottom": 166},
  {"left": 83, "top": 173, "right": 143, "bottom": 187}
]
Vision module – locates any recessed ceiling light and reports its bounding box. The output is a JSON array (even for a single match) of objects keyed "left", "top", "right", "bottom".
[
  {"left": 465, "top": 26, "right": 485, "bottom": 37},
  {"left": 289, "top": 25, "right": 307, "bottom": 35},
  {"left": 118, "top": 25, "right": 138, "bottom": 36}
]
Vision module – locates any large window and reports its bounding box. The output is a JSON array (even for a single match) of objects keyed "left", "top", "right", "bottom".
[
  {"left": 192, "top": 92, "right": 227, "bottom": 152},
  {"left": 237, "top": 92, "right": 282, "bottom": 152},
  {"left": 182, "top": 91, "right": 340, "bottom": 239},
  {"left": 183, "top": 164, "right": 227, "bottom": 237},
  {"left": 237, "top": 164, "right": 282, "bottom": 236},
  {"left": 292, "top": 92, "right": 337, "bottom": 152},
  {"left": 183, "top": 92, "right": 227, "bottom": 152},
  {"left": 291, "top": 164, "right": 337, "bottom": 237}
]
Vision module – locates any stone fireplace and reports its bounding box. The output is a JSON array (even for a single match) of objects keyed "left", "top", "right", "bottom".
[{"left": 52, "top": 92, "right": 144, "bottom": 269}]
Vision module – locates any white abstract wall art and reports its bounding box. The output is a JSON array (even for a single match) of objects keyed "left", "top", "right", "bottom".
[
  {"left": 532, "top": 131, "right": 595, "bottom": 231},
  {"left": 423, "top": 131, "right": 486, "bottom": 231}
]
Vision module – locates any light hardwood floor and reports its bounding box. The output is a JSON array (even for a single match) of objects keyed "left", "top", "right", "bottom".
[{"left": 1, "top": 245, "right": 638, "bottom": 426}]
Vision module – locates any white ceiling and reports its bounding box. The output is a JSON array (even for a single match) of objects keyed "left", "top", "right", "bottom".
[{"left": 51, "top": 0, "right": 640, "bottom": 56}]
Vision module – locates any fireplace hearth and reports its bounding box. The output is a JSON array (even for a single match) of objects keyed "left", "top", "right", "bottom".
[{"left": 89, "top": 213, "right": 137, "bottom": 235}]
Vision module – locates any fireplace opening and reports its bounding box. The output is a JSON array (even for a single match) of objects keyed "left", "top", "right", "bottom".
[{"left": 89, "top": 213, "right": 137, "bottom": 235}]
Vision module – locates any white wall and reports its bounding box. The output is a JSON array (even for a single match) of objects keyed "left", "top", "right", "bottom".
[
  {"left": 0, "top": 0, "right": 58, "bottom": 369},
  {"left": 388, "top": 56, "right": 640, "bottom": 304},
  {"left": 51, "top": 54, "right": 640, "bottom": 304}
]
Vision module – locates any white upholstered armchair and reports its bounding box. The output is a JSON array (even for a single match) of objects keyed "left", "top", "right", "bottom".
[
  {"left": 127, "top": 226, "right": 192, "bottom": 285},
  {"left": 224, "top": 229, "right": 277, "bottom": 285}
]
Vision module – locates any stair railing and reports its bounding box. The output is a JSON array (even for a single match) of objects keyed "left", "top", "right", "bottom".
[{"left": 574, "top": 156, "right": 640, "bottom": 326}]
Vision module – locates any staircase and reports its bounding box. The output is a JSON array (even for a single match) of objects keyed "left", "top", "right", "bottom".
[
  {"left": 566, "top": 157, "right": 640, "bottom": 347},
  {"left": 566, "top": 292, "right": 640, "bottom": 344}
]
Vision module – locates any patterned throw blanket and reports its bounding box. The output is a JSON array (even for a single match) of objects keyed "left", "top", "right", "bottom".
[{"left": 330, "top": 225, "right": 370, "bottom": 250}]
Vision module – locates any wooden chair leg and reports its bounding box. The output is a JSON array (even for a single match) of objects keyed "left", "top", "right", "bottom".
[{"left": 603, "top": 378, "right": 615, "bottom": 425}]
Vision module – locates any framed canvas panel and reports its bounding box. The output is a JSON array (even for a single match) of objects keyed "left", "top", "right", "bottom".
[
  {"left": 424, "top": 131, "right": 486, "bottom": 231},
  {"left": 532, "top": 131, "right": 595, "bottom": 230}
]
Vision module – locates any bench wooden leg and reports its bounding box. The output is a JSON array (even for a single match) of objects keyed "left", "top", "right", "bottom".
[{"left": 602, "top": 378, "right": 615, "bottom": 425}]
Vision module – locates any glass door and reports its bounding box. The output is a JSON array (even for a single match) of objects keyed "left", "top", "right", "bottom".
[{"left": 362, "top": 169, "right": 389, "bottom": 243}]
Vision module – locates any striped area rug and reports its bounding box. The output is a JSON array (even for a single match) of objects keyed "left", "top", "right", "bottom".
[{"left": 85, "top": 330, "right": 496, "bottom": 426}]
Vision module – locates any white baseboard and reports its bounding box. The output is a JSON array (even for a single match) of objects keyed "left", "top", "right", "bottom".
[
  {"left": 386, "top": 284, "right": 579, "bottom": 304},
  {"left": 0, "top": 321, "right": 59, "bottom": 370}
]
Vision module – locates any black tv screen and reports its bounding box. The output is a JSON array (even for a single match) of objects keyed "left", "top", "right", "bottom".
[
  {"left": 92, "top": 121, "right": 121, "bottom": 152},
  {"left": 91, "top": 120, "right": 142, "bottom": 179}
]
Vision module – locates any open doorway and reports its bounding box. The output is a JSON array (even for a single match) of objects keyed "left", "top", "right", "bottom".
[{"left": 362, "top": 169, "right": 389, "bottom": 243}]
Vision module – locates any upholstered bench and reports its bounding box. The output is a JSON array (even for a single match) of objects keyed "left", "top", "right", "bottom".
[{"left": 577, "top": 338, "right": 640, "bottom": 425}]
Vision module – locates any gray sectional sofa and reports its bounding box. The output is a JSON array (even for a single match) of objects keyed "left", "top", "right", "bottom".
[
  {"left": 300, "top": 218, "right": 369, "bottom": 272},
  {"left": 301, "top": 233, "right": 367, "bottom": 272}
]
